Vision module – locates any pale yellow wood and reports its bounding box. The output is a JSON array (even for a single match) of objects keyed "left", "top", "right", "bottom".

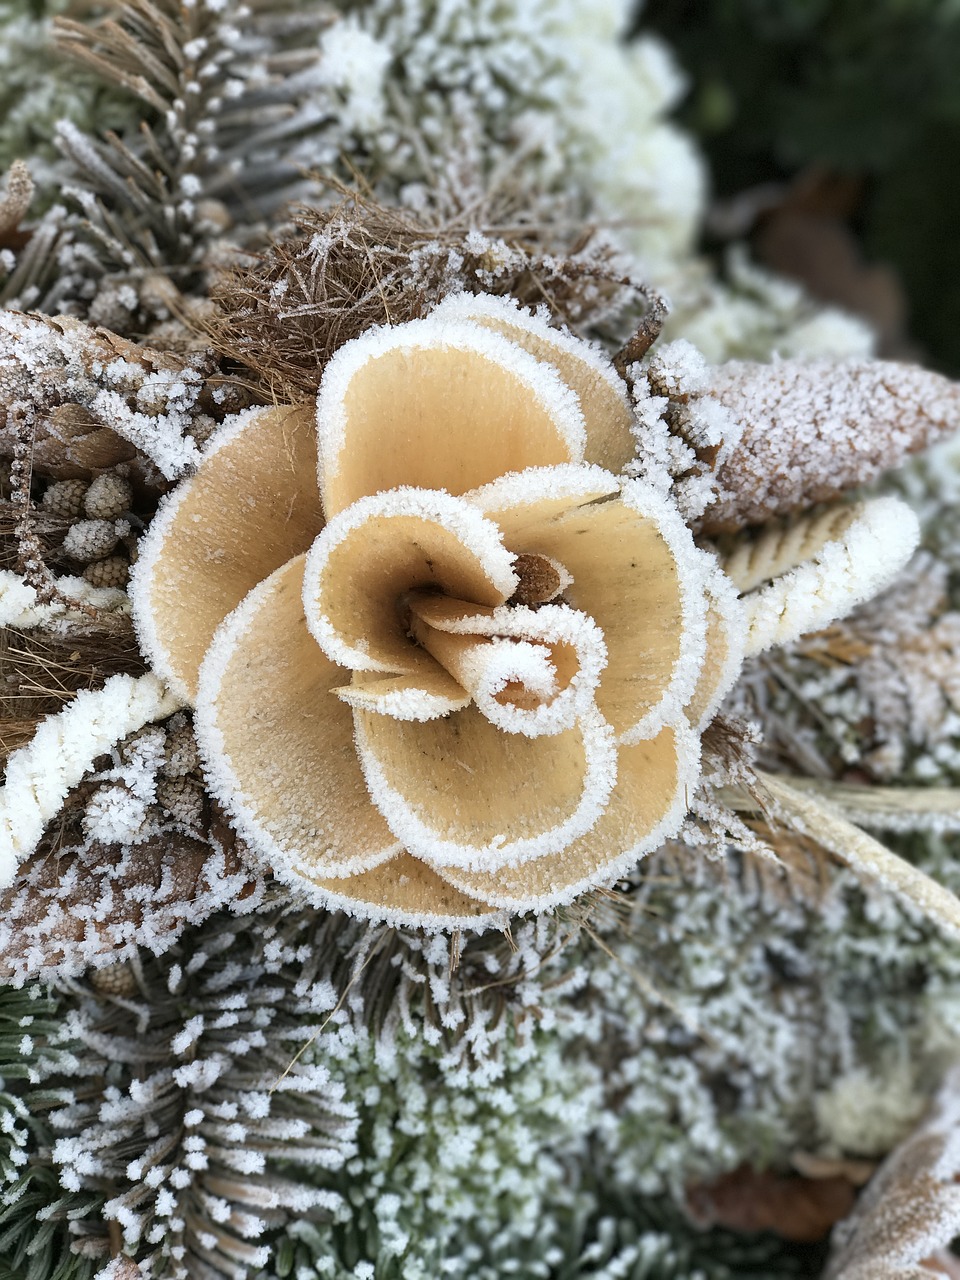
[
  {"left": 132, "top": 404, "right": 322, "bottom": 703},
  {"left": 436, "top": 725, "right": 686, "bottom": 909},
  {"left": 431, "top": 293, "right": 636, "bottom": 473},
  {"left": 318, "top": 330, "right": 584, "bottom": 518},
  {"left": 196, "top": 555, "right": 401, "bottom": 878},
  {"left": 515, "top": 496, "right": 686, "bottom": 738},
  {"left": 309, "top": 853, "right": 500, "bottom": 924},
  {"left": 303, "top": 504, "right": 515, "bottom": 674},
  {"left": 353, "top": 702, "right": 607, "bottom": 865}
]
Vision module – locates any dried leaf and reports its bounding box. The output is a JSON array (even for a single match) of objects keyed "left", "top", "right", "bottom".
[
  {"left": 0, "top": 832, "right": 259, "bottom": 985},
  {"left": 686, "top": 1163, "right": 857, "bottom": 1242},
  {"left": 0, "top": 311, "right": 250, "bottom": 483},
  {"left": 825, "top": 1065, "right": 960, "bottom": 1279}
]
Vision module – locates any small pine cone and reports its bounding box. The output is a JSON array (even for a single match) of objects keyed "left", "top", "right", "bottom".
[
  {"left": 155, "top": 776, "right": 205, "bottom": 829},
  {"left": 189, "top": 414, "right": 219, "bottom": 447},
  {"left": 83, "top": 471, "right": 133, "bottom": 519},
  {"left": 89, "top": 961, "right": 138, "bottom": 997},
  {"left": 163, "top": 720, "right": 199, "bottom": 778},
  {"left": 82, "top": 555, "right": 129, "bottom": 588},
  {"left": 63, "top": 518, "right": 121, "bottom": 562},
  {"left": 42, "top": 478, "right": 88, "bottom": 518}
]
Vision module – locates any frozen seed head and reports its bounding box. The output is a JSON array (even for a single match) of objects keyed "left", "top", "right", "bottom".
[
  {"left": 42, "top": 479, "right": 88, "bottom": 519},
  {"left": 84, "top": 471, "right": 134, "bottom": 520},
  {"left": 163, "top": 718, "right": 199, "bottom": 779},
  {"left": 82, "top": 555, "right": 130, "bottom": 589},
  {"left": 697, "top": 357, "right": 960, "bottom": 533},
  {"left": 155, "top": 777, "right": 205, "bottom": 830},
  {"left": 63, "top": 519, "right": 123, "bottom": 563},
  {"left": 89, "top": 960, "right": 139, "bottom": 998}
]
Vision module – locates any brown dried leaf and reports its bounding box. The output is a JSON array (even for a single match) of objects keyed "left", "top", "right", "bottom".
[
  {"left": 696, "top": 359, "right": 960, "bottom": 534},
  {"left": 0, "top": 311, "right": 250, "bottom": 483},
  {"left": 686, "top": 1163, "right": 857, "bottom": 1243},
  {"left": 825, "top": 1066, "right": 960, "bottom": 1280}
]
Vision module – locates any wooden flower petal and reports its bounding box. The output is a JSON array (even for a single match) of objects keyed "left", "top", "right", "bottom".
[
  {"left": 195, "top": 555, "right": 402, "bottom": 882},
  {"left": 315, "top": 318, "right": 587, "bottom": 517},
  {"left": 495, "top": 476, "right": 707, "bottom": 743},
  {"left": 302, "top": 488, "right": 518, "bottom": 674},
  {"left": 466, "top": 463, "right": 620, "bottom": 544},
  {"left": 333, "top": 669, "right": 471, "bottom": 721},
  {"left": 429, "top": 292, "right": 636, "bottom": 473},
  {"left": 304, "top": 853, "right": 504, "bottom": 930},
  {"left": 407, "top": 594, "right": 607, "bottom": 737},
  {"left": 435, "top": 722, "right": 697, "bottom": 911},
  {"left": 353, "top": 702, "right": 618, "bottom": 873},
  {"left": 683, "top": 560, "right": 746, "bottom": 730},
  {"left": 131, "top": 405, "right": 323, "bottom": 703}
]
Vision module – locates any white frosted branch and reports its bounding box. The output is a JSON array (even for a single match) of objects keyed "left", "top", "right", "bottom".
[
  {"left": 0, "top": 569, "right": 129, "bottom": 629},
  {"left": 733, "top": 497, "right": 920, "bottom": 655},
  {"left": 0, "top": 673, "right": 183, "bottom": 887}
]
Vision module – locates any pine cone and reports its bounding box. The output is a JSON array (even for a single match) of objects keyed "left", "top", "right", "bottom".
[
  {"left": 696, "top": 359, "right": 960, "bottom": 534},
  {"left": 155, "top": 776, "right": 205, "bottom": 829},
  {"left": 63, "top": 518, "right": 123, "bottom": 562},
  {"left": 82, "top": 554, "right": 130, "bottom": 588},
  {"left": 83, "top": 471, "right": 134, "bottom": 519},
  {"left": 41, "top": 477, "right": 88, "bottom": 518}
]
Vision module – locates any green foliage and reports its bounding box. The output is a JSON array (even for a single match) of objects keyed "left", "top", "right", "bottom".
[
  {"left": 0, "top": 985, "right": 99, "bottom": 1280},
  {"left": 0, "top": 0, "right": 130, "bottom": 183},
  {"left": 643, "top": 0, "right": 960, "bottom": 373}
]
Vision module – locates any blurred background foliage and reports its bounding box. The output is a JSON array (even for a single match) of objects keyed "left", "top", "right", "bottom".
[{"left": 642, "top": 0, "right": 960, "bottom": 375}]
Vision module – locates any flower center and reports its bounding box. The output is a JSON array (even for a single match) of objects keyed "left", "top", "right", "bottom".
[{"left": 406, "top": 591, "right": 563, "bottom": 714}]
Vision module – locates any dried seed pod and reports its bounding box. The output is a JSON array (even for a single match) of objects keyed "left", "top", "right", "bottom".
[
  {"left": 155, "top": 776, "right": 204, "bottom": 829},
  {"left": 695, "top": 358, "right": 960, "bottom": 534},
  {"left": 83, "top": 471, "right": 134, "bottom": 519},
  {"left": 89, "top": 960, "right": 139, "bottom": 997},
  {"left": 42, "top": 478, "right": 89, "bottom": 519},
  {"left": 163, "top": 718, "right": 199, "bottom": 779},
  {"left": 82, "top": 555, "right": 130, "bottom": 588},
  {"left": 63, "top": 518, "right": 122, "bottom": 562}
]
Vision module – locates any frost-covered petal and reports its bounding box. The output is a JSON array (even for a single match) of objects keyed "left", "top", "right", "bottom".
[
  {"left": 195, "top": 556, "right": 401, "bottom": 881},
  {"left": 131, "top": 405, "right": 323, "bottom": 704},
  {"left": 683, "top": 558, "right": 746, "bottom": 730},
  {"left": 333, "top": 670, "right": 471, "bottom": 722},
  {"left": 302, "top": 854, "right": 504, "bottom": 931},
  {"left": 407, "top": 594, "right": 607, "bottom": 737},
  {"left": 315, "top": 318, "right": 587, "bottom": 517},
  {"left": 301, "top": 487, "right": 518, "bottom": 674},
  {"left": 435, "top": 722, "right": 697, "bottom": 911},
  {"left": 491, "top": 475, "right": 707, "bottom": 742},
  {"left": 466, "top": 462, "right": 620, "bottom": 540},
  {"left": 353, "top": 703, "right": 618, "bottom": 873},
  {"left": 428, "top": 292, "right": 636, "bottom": 473}
]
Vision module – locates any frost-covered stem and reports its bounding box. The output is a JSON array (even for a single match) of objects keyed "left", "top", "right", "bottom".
[{"left": 0, "top": 672, "right": 183, "bottom": 886}]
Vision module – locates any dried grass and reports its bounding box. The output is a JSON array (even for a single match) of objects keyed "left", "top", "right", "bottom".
[
  {"left": 205, "top": 181, "right": 662, "bottom": 403},
  {"left": 0, "top": 621, "right": 145, "bottom": 763}
]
